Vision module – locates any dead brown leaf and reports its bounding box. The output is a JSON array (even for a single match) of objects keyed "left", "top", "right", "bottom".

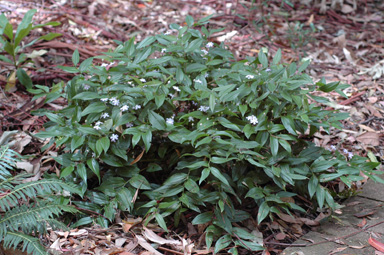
[{"left": 356, "top": 132, "right": 380, "bottom": 146}]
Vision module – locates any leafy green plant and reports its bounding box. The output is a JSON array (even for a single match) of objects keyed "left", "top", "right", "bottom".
[
  {"left": 36, "top": 16, "right": 381, "bottom": 253},
  {"left": 0, "top": 9, "right": 61, "bottom": 91},
  {"left": 0, "top": 145, "right": 80, "bottom": 255}
]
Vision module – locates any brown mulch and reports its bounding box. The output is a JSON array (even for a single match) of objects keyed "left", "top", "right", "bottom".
[{"left": 1, "top": 0, "right": 384, "bottom": 254}]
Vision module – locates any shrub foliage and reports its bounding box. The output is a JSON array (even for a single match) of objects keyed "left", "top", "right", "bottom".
[{"left": 36, "top": 16, "right": 381, "bottom": 253}]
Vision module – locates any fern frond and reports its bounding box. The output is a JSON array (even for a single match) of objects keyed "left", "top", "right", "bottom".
[
  {"left": 0, "top": 145, "right": 20, "bottom": 179},
  {"left": 0, "top": 202, "right": 78, "bottom": 237},
  {"left": 2, "top": 231, "right": 47, "bottom": 255},
  {"left": 0, "top": 178, "right": 81, "bottom": 211}
]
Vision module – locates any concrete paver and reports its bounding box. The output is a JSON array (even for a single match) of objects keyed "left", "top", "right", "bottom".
[{"left": 282, "top": 180, "right": 384, "bottom": 255}]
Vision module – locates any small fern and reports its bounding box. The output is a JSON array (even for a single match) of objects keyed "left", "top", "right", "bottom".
[{"left": 0, "top": 146, "right": 81, "bottom": 255}]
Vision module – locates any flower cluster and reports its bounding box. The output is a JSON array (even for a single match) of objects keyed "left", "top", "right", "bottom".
[
  {"left": 93, "top": 121, "right": 103, "bottom": 130},
  {"left": 198, "top": 106, "right": 210, "bottom": 113},
  {"left": 246, "top": 115, "right": 258, "bottom": 125},
  {"left": 110, "top": 134, "right": 119, "bottom": 142}
]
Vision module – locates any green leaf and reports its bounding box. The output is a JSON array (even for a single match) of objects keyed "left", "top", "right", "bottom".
[
  {"left": 184, "top": 178, "right": 200, "bottom": 193},
  {"left": 186, "top": 63, "right": 206, "bottom": 73},
  {"left": 186, "top": 15, "right": 194, "bottom": 27},
  {"left": 38, "top": 32, "right": 62, "bottom": 41},
  {"left": 278, "top": 138, "right": 291, "bottom": 154},
  {"left": 214, "top": 234, "right": 232, "bottom": 254},
  {"left": 308, "top": 175, "right": 318, "bottom": 198},
  {"left": 72, "top": 92, "right": 100, "bottom": 100},
  {"left": 272, "top": 48, "right": 281, "bottom": 65},
  {"left": 281, "top": 116, "right": 297, "bottom": 135},
  {"left": 137, "top": 36, "right": 156, "bottom": 49},
  {"left": 192, "top": 212, "right": 213, "bottom": 225},
  {"left": 16, "top": 68, "right": 32, "bottom": 89},
  {"left": 81, "top": 102, "right": 106, "bottom": 116},
  {"left": 310, "top": 159, "right": 336, "bottom": 172},
  {"left": 155, "top": 213, "right": 168, "bottom": 232},
  {"left": 258, "top": 50, "right": 268, "bottom": 68},
  {"left": 257, "top": 201, "right": 270, "bottom": 224},
  {"left": 15, "top": 9, "right": 36, "bottom": 43},
  {"left": 148, "top": 110, "right": 166, "bottom": 130},
  {"left": 79, "top": 57, "right": 94, "bottom": 72},
  {"left": 96, "top": 136, "right": 110, "bottom": 155},
  {"left": 60, "top": 165, "right": 75, "bottom": 178},
  {"left": 87, "top": 158, "right": 100, "bottom": 181},
  {"left": 141, "top": 130, "right": 152, "bottom": 152},
  {"left": 134, "top": 47, "right": 152, "bottom": 64},
  {"left": 199, "top": 168, "right": 210, "bottom": 184},
  {"left": 210, "top": 167, "right": 229, "bottom": 186},
  {"left": 3, "top": 23, "right": 13, "bottom": 40},
  {"left": 269, "top": 136, "right": 279, "bottom": 156},
  {"left": 77, "top": 163, "right": 87, "bottom": 183},
  {"left": 71, "top": 135, "right": 85, "bottom": 152},
  {"left": 316, "top": 185, "right": 325, "bottom": 209},
  {"left": 72, "top": 49, "right": 79, "bottom": 66},
  {"left": 298, "top": 60, "right": 310, "bottom": 73},
  {"left": 209, "top": 93, "right": 215, "bottom": 112},
  {"left": 185, "top": 38, "right": 204, "bottom": 52}
]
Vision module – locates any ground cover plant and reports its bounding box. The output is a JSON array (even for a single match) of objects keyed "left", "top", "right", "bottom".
[{"left": 32, "top": 15, "right": 383, "bottom": 253}]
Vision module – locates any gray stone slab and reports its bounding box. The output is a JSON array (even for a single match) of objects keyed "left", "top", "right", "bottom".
[
  {"left": 282, "top": 181, "right": 384, "bottom": 255},
  {"left": 358, "top": 180, "right": 384, "bottom": 202}
]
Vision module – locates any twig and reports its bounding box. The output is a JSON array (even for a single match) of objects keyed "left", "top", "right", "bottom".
[{"left": 157, "top": 246, "right": 184, "bottom": 255}]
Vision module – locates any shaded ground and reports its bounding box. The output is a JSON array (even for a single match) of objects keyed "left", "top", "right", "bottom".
[{"left": 0, "top": 0, "right": 384, "bottom": 254}]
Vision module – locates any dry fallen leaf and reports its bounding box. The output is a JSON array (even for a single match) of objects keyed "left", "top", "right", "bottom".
[
  {"left": 136, "top": 235, "right": 163, "bottom": 255},
  {"left": 369, "top": 237, "right": 384, "bottom": 252},
  {"left": 357, "top": 218, "right": 367, "bottom": 228},
  {"left": 356, "top": 132, "right": 380, "bottom": 146}
]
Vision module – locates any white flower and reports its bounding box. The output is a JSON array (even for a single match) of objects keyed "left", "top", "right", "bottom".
[
  {"left": 94, "top": 125, "right": 101, "bottom": 130},
  {"left": 246, "top": 115, "right": 258, "bottom": 125},
  {"left": 109, "top": 97, "right": 117, "bottom": 102},
  {"left": 206, "top": 42, "right": 214, "bottom": 48},
  {"left": 161, "top": 48, "right": 167, "bottom": 53},
  {"left": 169, "top": 93, "right": 175, "bottom": 99},
  {"left": 92, "top": 152, "right": 96, "bottom": 158},
  {"left": 204, "top": 73, "right": 209, "bottom": 78},
  {"left": 192, "top": 101, "right": 197, "bottom": 106},
  {"left": 83, "top": 84, "right": 90, "bottom": 90},
  {"left": 133, "top": 104, "right": 141, "bottom": 110},
  {"left": 245, "top": 75, "right": 254, "bottom": 79},
  {"left": 188, "top": 116, "right": 194, "bottom": 122},
  {"left": 201, "top": 49, "right": 208, "bottom": 55},
  {"left": 348, "top": 152, "right": 353, "bottom": 159},
  {"left": 111, "top": 99, "right": 120, "bottom": 106},
  {"left": 126, "top": 122, "right": 133, "bottom": 128},
  {"left": 140, "top": 78, "right": 146, "bottom": 83},
  {"left": 173, "top": 86, "right": 180, "bottom": 92},
  {"left": 198, "top": 106, "right": 210, "bottom": 112},
  {"left": 166, "top": 117, "right": 174, "bottom": 125},
  {"left": 329, "top": 145, "right": 336, "bottom": 151},
  {"left": 101, "top": 98, "right": 109, "bottom": 102},
  {"left": 110, "top": 134, "right": 119, "bottom": 142},
  {"left": 101, "top": 63, "right": 108, "bottom": 67},
  {"left": 95, "top": 121, "right": 103, "bottom": 126},
  {"left": 343, "top": 148, "right": 349, "bottom": 154},
  {"left": 164, "top": 30, "right": 172, "bottom": 35},
  {"left": 120, "top": 105, "right": 129, "bottom": 111},
  {"left": 194, "top": 79, "right": 202, "bottom": 84},
  {"left": 101, "top": 113, "right": 109, "bottom": 119},
  {"left": 266, "top": 68, "right": 271, "bottom": 72}
]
